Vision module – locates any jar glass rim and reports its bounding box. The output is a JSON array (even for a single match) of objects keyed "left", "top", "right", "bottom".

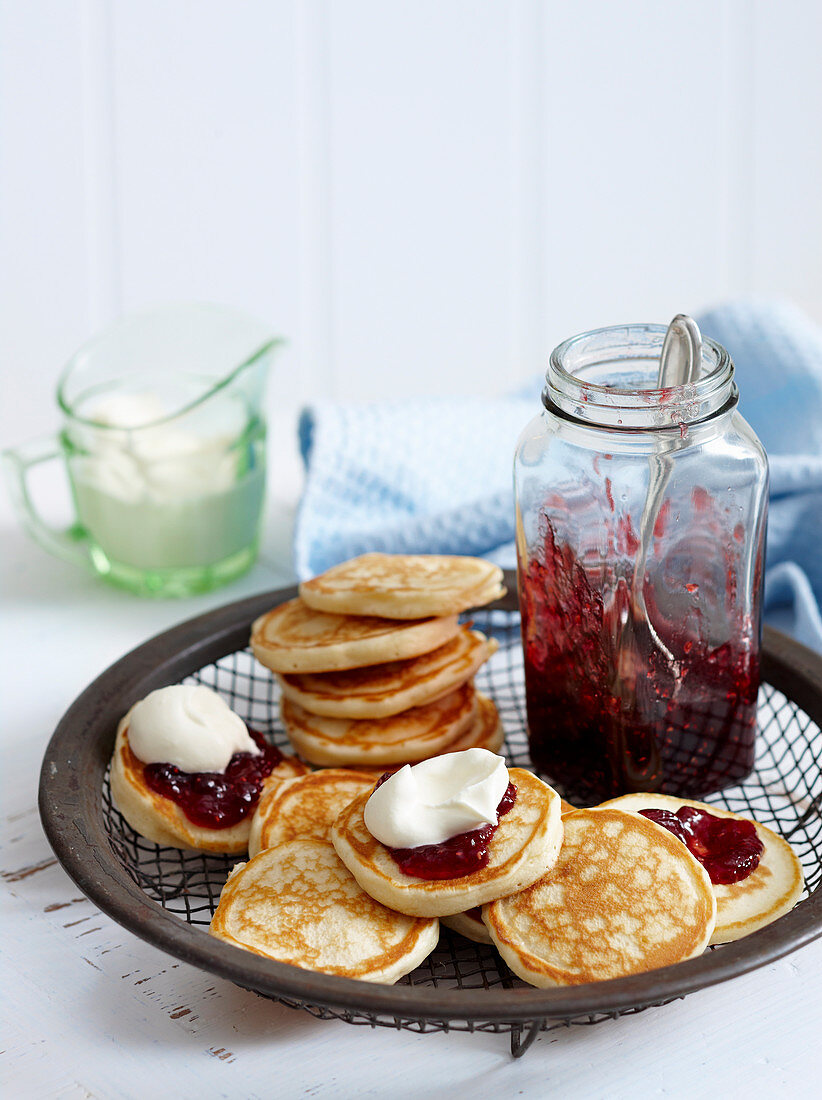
[{"left": 544, "top": 323, "right": 736, "bottom": 428}]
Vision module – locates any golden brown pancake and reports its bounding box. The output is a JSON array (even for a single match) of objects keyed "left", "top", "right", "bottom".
[
  {"left": 277, "top": 627, "right": 497, "bottom": 719},
  {"left": 341, "top": 695, "right": 505, "bottom": 775},
  {"left": 598, "top": 793, "right": 806, "bottom": 944},
  {"left": 250, "top": 597, "right": 459, "bottom": 674},
  {"left": 484, "top": 808, "right": 716, "bottom": 986},
  {"left": 432, "top": 693, "right": 505, "bottom": 756},
  {"left": 280, "top": 682, "right": 478, "bottom": 767},
  {"left": 209, "top": 839, "right": 440, "bottom": 983},
  {"left": 109, "top": 721, "right": 308, "bottom": 854},
  {"left": 248, "top": 769, "right": 376, "bottom": 857},
  {"left": 299, "top": 552, "right": 505, "bottom": 619},
  {"left": 441, "top": 908, "right": 493, "bottom": 944},
  {"left": 331, "top": 768, "right": 563, "bottom": 917}
]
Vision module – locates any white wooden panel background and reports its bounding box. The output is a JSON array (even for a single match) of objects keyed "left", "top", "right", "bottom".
[
  {"left": 2, "top": 7, "right": 822, "bottom": 1090},
  {"left": 1, "top": 0, "right": 821, "bottom": 447}
]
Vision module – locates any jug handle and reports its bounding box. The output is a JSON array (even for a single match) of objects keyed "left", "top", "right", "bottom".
[{"left": 2, "top": 435, "right": 93, "bottom": 570}]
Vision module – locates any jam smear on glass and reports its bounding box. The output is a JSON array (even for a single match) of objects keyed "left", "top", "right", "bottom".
[
  {"left": 143, "top": 730, "right": 282, "bottom": 829},
  {"left": 639, "top": 806, "right": 764, "bottom": 884},
  {"left": 379, "top": 780, "right": 517, "bottom": 880},
  {"left": 520, "top": 519, "right": 759, "bottom": 804}
]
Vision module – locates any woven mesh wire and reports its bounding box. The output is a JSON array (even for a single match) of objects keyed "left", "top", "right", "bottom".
[{"left": 102, "top": 607, "right": 822, "bottom": 1035}]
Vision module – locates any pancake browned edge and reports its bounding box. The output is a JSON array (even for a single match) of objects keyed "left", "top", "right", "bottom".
[
  {"left": 210, "top": 839, "right": 440, "bottom": 983},
  {"left": 331, "top": 768, "right": 563, "bottom": 917},
  {"left": 598, "top": 793, "right": 806, "bottom": 944},
  {"left": 277, "top": 627, "right": 497, "bottom": 719},
  {"left": 298, "top": 552, "right": 505, "bottom": 619},
  {"left": 484, "top": 808, "right": 716, "bottom": 986},
  {"left": 432, "top": 694, "right": 505, "bottom": 756},
  {"left": 249, "top": 769, "right": 376, "bottom": 857},
  {"left": 441, "top": 908, "right": 493, "bottom": 944},
  {"left": 343, "top": 693, "right": 505, "bottom": 775},
  {"left": 250, "top": 597, "right": 459, "bottom": 674},
  {"left": 109, "top": 718, "right": 308, "bottom": 854},
  {"left": 280, "top": 682, "right": 478, "bottom": 767}
]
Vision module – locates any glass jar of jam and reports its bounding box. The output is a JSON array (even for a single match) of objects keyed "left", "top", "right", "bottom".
[{"left": 515, "top": 324, "right": 768, "bottom": 804}]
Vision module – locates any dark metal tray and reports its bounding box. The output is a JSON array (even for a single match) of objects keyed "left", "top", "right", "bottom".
[{"left": 39, "top": 573, "right": 822, "bottom": 1057}]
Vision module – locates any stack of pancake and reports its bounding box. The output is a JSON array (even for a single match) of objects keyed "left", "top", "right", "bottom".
[{"left": 249, "top": 553, "right": 506, "bottom": 769}]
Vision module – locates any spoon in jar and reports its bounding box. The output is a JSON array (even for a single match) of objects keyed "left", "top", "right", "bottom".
[{"left": 613, "top": 315, "right": 702, "bottom": 698}]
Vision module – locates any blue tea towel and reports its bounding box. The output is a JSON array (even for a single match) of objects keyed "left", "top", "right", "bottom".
[{"left": 294, "top": 301, "right": 822, "bottom": 653}]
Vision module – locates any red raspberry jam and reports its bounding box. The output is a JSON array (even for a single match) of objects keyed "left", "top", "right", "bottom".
[
  {"left": 380, "top": 781, "right": 517, "bottom": 880},
  {"left": 640, "top": 806, "right": 764, "bottom": 884},
  {"left": 142, "top": 730, "right": 282, "bottom": 829},
  {"left": 520, "top": 520, "right": 759, "bottom": 804}
]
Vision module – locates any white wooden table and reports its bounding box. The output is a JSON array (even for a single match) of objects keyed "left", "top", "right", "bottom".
[{"left": 3, "top": 490, "right": 822, "bottom": 1099}]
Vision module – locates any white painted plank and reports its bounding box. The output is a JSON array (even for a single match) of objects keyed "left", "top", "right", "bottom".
[
  {"left": 510, "top": 0, "right": 550, "bottom": 387},
  {"left": 717, "top": 0, "right": 756, "bottom": 299},
  {"left": 326, "top": 0, "right": 519, "bottom": 398},
  {"left": 539, "top": 1, "right": 732, "bottom": 344},
  {"left": 80, "top": 0, "right": 123, "bottom": 328},
  {"left": 4, "top": 0, "right": 822, "bottom": 438},
  {"left": 109, "top": 0, "right": 304, "bottom": 391},
  {"left": 0, "top": 0, "right": 92, "bottom": 443},
  {"left": 3, "top": 829, "right": 821, "bottom": 1098},
  {"left": 750, "top": 0, "right": 822, "bottom": 323},
  {"left": 295, "top": 0, "right": 335, "bottom": 400}
]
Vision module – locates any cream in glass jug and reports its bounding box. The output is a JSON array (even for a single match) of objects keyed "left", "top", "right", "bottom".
[{"left": 4, "top": 303, "right": 282, "bottom": 597}]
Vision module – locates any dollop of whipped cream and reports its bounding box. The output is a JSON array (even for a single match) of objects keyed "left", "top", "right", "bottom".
[
  {"left": 363, "top": 748, "right": 509, "bottom": 849},
  {"left": 127, "top": 685, "right": 259, "bottom": 773}
]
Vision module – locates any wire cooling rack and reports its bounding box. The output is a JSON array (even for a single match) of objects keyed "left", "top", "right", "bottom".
[{"left": 41, "top": 578, "right": 822, "bottom": 1058}]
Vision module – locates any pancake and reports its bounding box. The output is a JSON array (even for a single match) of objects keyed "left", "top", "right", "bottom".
[
  {"left": 280, "top": 682, "right": 478, "bottom": 767},
  {"left": 441, "top": 908, "right": 493, "bottom": 945},
  {"left": 277, "top": 627, "right": 497, "bottom": 719},
  {"left": 342, "top": 694, "right": 505, "bottom": 774},
  {"left": 250, "top": 597, "right": 459, "bottom": 674},
  {"left": 484, "top": 808, "right": 716, "bottom": 986},
  {"left": 331, "top": 768, "right": 563, "bottom": 917},
  {"left": 299, "top": 553, "right": 506, "bottom": 619},
  {"left": 109, "top": 720, "right": 308, "bottom": 854},
  {"left": 248, "top": 769, "right": 376, "bottom": 857},
  {"left": 598, "top": 793, "right": 806, "bottom": 944},
  {"left": 209, "top": 839, "right": 440, "bottom": 983},
  {"left": 433, "top": 693, "right": 505, "bottom": 756},
  {"left": 338, "top": 686, "right": 503, "bottom": 774}
]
